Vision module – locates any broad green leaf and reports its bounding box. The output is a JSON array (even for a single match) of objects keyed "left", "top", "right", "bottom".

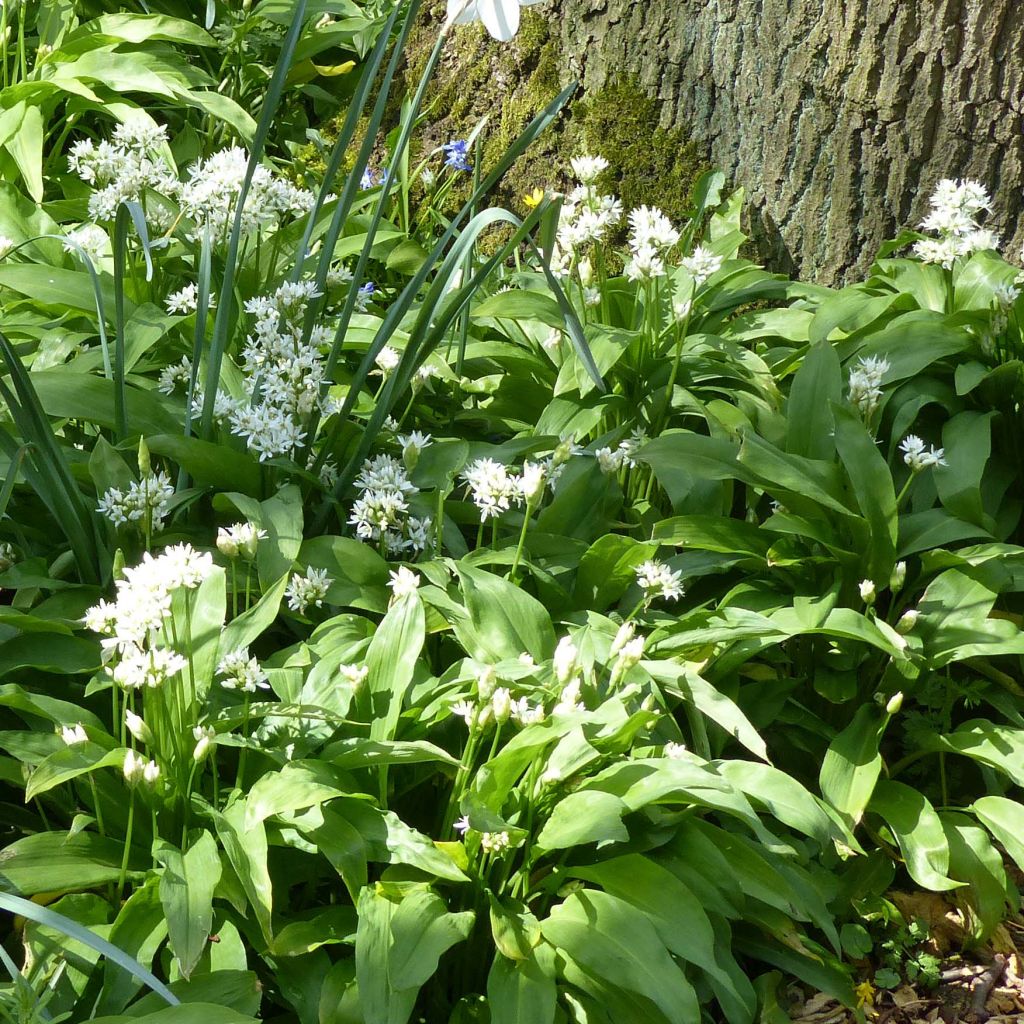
[
  {"left": 569, "top": 856, "right": 756, "bottom": 1024},
  {"left": 453, "top": 562, "right": 555, "bottom": 662},
  {"left": 90, "top": 1005, "right": 257, "bottom": 1024},
  {"left": 208, "top": 800, "right": 273, "bottom": 945},
  {"left": 472, "top": 288, "right": 564, "bottom": 329},
  {"left": 942, "top": 814, "right": 1014, "bottom": 941},
  {"left": 573, "top": 534, "right": 657, "bottom": 612},
  {"left": 487, "top": 944, "right": 557, "bottom": 1024},
  {"left": 388, "top": 889, "right": 474, "bottom": 990},
  {"left": 972, "top": 796, "right": 1024, "bottom": 872},
  {"left": 869, "top": 781, "right": 961, "bottom": 891},
  {"left": 542, "top": 890, "right": 699, "bottom": 1024},
  {"left": 97, "top": 879, "right": 169, "bottom": 1015},
  {"left": 355, "top": 887, "right": 417, "bottom": 1024},
  {"left": 244, "top": 761, "right": 354, "bottom": 828},
  {"left": 26, "top": 743, "right": 126, "bottom": 802},
  {"left": 718, "top": 761, "right": 833, "bottom": 847},
  {"left": 156, "top": 831, "right": 222, "bottom": 979},
  {"left": 832, "top": 403, "right": 897, "bottom": 582},
  {"left": 818, "top": 704, "right": 887, "bottom": 827},
  {"left": 786, "top": 342, "right": 842, "bottom": 460},
  {"left": 488, "top": 894, "right": 542, "bottom": 961},
  {"left": 147, "top": 434, "right": 261, "bottom": 495},
  {"left": 0, "top": 831, "right": 145, "bottom": 896},
  {"left": 367, "top": 591, "right": 426, "bottom": 742},
  {"left": 920, "top": 721, "right": 1024, "bottom": 786},
  {"left": 537, "top": 790, "right": 629, "bottom": 850}
]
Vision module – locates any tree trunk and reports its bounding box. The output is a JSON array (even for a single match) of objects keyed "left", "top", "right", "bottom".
[{"left": 540, "top": 0, "right": 1024, "bottom": 284}]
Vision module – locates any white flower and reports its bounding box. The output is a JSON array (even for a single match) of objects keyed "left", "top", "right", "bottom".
[
  {"left": 679, "top": 246, "right": 723, "bottom": 286},
  {"left": 848, "top": 355, "right": 890, "bottom": 418},
  {"left": 165, "top": 283, "right": 198, "bottom": 315},
  {"left": 124, "top": 709, "right": 153, "bottom": 745},
  {"left": 914, "top": 178, "right": 998, "bottom": 265},
  {"left": 445, "top": 0, "right": 543, "bottom": 41},
  {"left": 97, "top": 471, "right": 175, "bottom": 531},
  {"left": 664, "top": 741, "right": 688, "bottom": 759},
  {"left": 552, "top": 677, "right": 584, "bottom": 715},
  {"left": 859, "top": 579, "right": 876, "bottom": 604},
  {"left": 673, "top": 298, "right": 692, "bottom": 321},
  {"left": 552, "top": 635, "right": 578, "bottom": 684},
  {"left": 123, "top": 749, "right": 145, "bottom": 785},
  {"left": 340, "top": 664, "right": 369, "bottom": 689},
  {"left": 609, "top": 621, "right": 636, "bottom": 658},
  {"left": 570, "top": 155, "right": 609, "bottom": 184},
  {"left": 0, "top": 235, "right": 15, "bottom": 258},
  {"left": 479, "top": 830, "right": 511, "bottom": 854},
  {"left": 611, "top": 636, "right": 645, "bottom": 679},
  {"left": 628, "top": 206, "right": 680, "bottom": 251},
  {"left": 286, "top": 566, "right": 332, "bottom": 614},
  {"left": 542, "top": 328, "right": 562, "bottom": 351},
  {"left": 143, "top": 760, "right": 161, "bottom": 785},
  {"left": 596, "top": 446, "right": 623, "bottom": 474},
  {"left": 216, "top": 522, "right": 266, "bottom": 559},
  {"left": 374, "top": 346, "right": 401, "bottom": 375},
  {"left": 388, "top": 566, "right": 421, "bottom": 601},
  {"left": 192, "top": 725, "right": 215, "bottom": 762},
  {"left": 454, "top": 815, "right": 471, "bottom": 835},
  {"left": 61, "top": 724, "right": 88, "bottom": 746},
  {"left": 635, "top": 560, "right": 684, "bottom": 603},
  {"left": 450, "top": 699, "right": 476, "bottom": 727},
  {"left": 110, "top": 645, "right": 187, "bottom": 690},
  {"left": 899, "top": 434, "right": 946, "bottom": 472},
  {"left": 158, "top": 356, "right": 192, "bottom": 395},
  {"left": 518, "top": 461, "right": 547, "bottom": 505},
  {"left": 510, "top": 696, "right": 545, "bottom": 725},
  {"left": 491, "top": 687, "right": 512, "bottom": 724},
  {"left": 625, "top": 245, "right": 666, "bottom": 281},
  {"left": 462, "top": 458, "right": 523, "bottom": 521},
  {"left": 218, "top": 648, "right": 269, "bottom": 692}
]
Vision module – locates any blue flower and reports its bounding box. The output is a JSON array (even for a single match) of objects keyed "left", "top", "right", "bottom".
[
  {"left": 360, "top": 168, "right": 379, "bottom": 190},
  {"left": 442, "top": 140, "right": 472, "bottom": 173}
]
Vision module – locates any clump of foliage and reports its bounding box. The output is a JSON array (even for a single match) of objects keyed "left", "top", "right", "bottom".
[{"left": 1, "top": 1, "right": 1024, "bottom": 1022}]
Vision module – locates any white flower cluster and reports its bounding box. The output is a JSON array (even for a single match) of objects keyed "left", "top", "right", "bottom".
[
  {"left": 216, "top": 522, "right": 266, "bottom": 559},
  {"left": 177, "top": 147, "right": 315, "bottom": 240},
  {"left": 625, "top": 205, "right": 681, "bottom": 282},
  {"left": 847, "top": 355, "right": 890, "bottom": 419},
  {"left": 207, "top": 281, "right": 332, "bottom": 461},
  {"left": 461, "top": 458, "right": 550, "bottom": 521},
  {"left": 899, "top": 434, "right": 947, "bottom": 472},
  {"left": 285, "top": 566, "right": 332, "bottom": 614},
  {"left": 554, "top": 155, "right": 622, "bottom": 276},
  {"left": 349, "top": 454, "right": 433, "bottom": 556},
  {"left": 69, "top": 123, "right": 315, "bottom": 239},
  {"left": 158, "top": 356, "right": 192, "bottom": 395},
  {"left": 83, "top": 544, "right": 213, "bottom": 688},
  {"left": 68, "top": 122, "right": 178, "bottom": 223},
  {"left": 63, "top": 224, "right": 108, "bottom": 263},
  {"left": 217, "top": 648, "right": 269, "bottom": 693},
  {"left": 679, "top": 245, "right": 724, "bottom": 287},
  {"left": 387, "top": 566, "right": 421, "bottom": 601},
  {"left": 914, "top": 179, "right": 998, "bottom": 268},
  {"left": 97, "top": 470, "right": 175, "bottom": 531},
  {"left": 635, "top": 559, "right": 684, "bottom": 604},
  {"left": 123, "top": 749, "right": 161, "bottom": 787},
  {"left": 595, "top": 427, "right": 647, "bottom": 474}
]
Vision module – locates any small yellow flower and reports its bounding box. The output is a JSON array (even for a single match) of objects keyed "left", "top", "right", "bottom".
[
  {"left": 855, "top": 980, "right": 876, "bottom": 1007},
  {"left": 523, "top": 187, "right": 545, "bottom": 209}
]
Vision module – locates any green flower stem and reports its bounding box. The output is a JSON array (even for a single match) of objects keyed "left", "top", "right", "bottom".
[
  {"left": 510, "top": 500, "right": 538, "bottom": 585},
  {"left": 88, "top": 776, "right": 106, "bottom": 838},
  {"left": 442, "top": 725, "right": 482, "bottom": 838},
  {"left": 235, "top": 693, "right": 251, "bottom": 792},
  {"left": 117, "top": 790, "right": 136, "bottom": 901}
]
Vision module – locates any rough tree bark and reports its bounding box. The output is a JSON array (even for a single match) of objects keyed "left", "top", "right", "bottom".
[{"left": 538, "top": 0, "right": 1024, "bottom": 284}]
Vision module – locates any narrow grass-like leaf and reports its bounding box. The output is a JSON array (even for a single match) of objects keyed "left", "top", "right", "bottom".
[
  {"left": 199, "top": 0, "right": 308, "bottom": 440},
  {"left": 0, "top": 890, "right": 179, "bottom": 1007}
]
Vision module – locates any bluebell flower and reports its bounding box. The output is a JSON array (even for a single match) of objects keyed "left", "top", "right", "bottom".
[
  {"left": 355, "top": 282, "right": 375, "bottom": 312},
  {"left": 442, "top": 140, "right": 472, "bottom": 173},
  {"left": 360, "top": 168, "right": 379, "bottom": 190}
]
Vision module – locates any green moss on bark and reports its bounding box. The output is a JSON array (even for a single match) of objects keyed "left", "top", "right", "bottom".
[{"left": 297, "top": 7, "right": 709, "bottom": 242}]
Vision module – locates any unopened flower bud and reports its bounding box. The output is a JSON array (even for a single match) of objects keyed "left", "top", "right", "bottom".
[
  {"left": 192, "top": 725, "right": 215, "bottom": 763},
  {"left": 578, "top": 258, "right": 593, "bottom": 287},
  {"left": 886, "top": 692, "right": 904, "bottom": 715},
  {"left": 859, "top": 579, "right": 876, "bottom": 605},
  {"left": 125, "top": 709, "right": 153, "bottom": 746},
  {"left": 896, "top": 609, "right": 919, "bottom": 634},
  {"left": 137, "top": 436, "right": 151, "bottom": 476},
  {"left": 890, "top": 561, "right": 907, "bottom": 592},
  {"left": 492, "top": 687, "right": 511, "bottom": 725}
]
